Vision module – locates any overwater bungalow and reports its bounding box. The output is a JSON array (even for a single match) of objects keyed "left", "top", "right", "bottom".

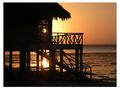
[{"left": 4, "top": 3, "right": 92, "bottom": 86}]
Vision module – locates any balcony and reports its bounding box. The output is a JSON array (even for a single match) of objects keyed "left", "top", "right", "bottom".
[{"left": 52, "top": 32, "right": 84, "bottom": 49}]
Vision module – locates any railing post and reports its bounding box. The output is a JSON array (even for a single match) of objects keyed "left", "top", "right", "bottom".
[
  {"left": 65, "top": 33, "right": 67, "bottom": 44},
  {"left": 73, "top": 34, "right": 75, "bottom": 44},
  {"left": 81, "top": 34, "right": 83, "bottom": 45},
  {"left": 57, "top": 33, "right": 59, "bottom": 44}
]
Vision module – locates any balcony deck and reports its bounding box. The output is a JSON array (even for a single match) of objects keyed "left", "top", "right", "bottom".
[{"left": 52, "top": 32, "right": 83, "bottom": 49}]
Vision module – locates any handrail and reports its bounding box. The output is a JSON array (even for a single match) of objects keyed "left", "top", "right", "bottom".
[
  {"left": 59, "top": 51, "right": 92, "bottom": 79},
  {"left": 63, "top": 54, "right": 75, "bottom": 69},
  {"left": 52, "top": 32, "right": 83, "bottom": 45},
  {"left": 52, "top": 32, "right": 84, "bottom": 35},
  {"left": 55, "top": 51, "right": 75, "bottom": 69},
  {"left": 83, "top": 63, "right": 92, "bottom": 79},
  {"left": 63, "top": 52, "right": 76, "bottom": 61}
]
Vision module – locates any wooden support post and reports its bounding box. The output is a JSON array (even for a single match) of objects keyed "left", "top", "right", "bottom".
[
  {"left": 9, "top": 50, "right": 12, "bottom": 70},
  {"left": 26, "top": 50, "right": 30, "bottom": 70},
  {"left": 80, "top": 45, "right": 83, "bottom": 78},
  {"left": 60, "top": 49, "right": 63, "bottom": 73},
  {"left": 48, "top": 18, "right": 56, "bottom": 80},
  {"left": 49, "top": 49, "right": 56, "bottom": 72},
  {"left": 49, "top": 48, "right": 56, "bottom": 80},
  {"left": 75, "top": 49, "right": 79, "bottom": 80},
  {"left": 41, "top": 49, "right": 43, "bottom": 72},
  {"left": 20, "top": 50, "right": 26, "bottom": 71},
  {"left": 36, "top": 50, "right": 39, "bottom": 71}
]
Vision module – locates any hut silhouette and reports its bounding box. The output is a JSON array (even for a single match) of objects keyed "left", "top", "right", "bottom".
[
  {"left": 4, "top": 3, "right": 92, "bottom": 85},
  {"left": 4, "top": 3, "right": 71, "bottom": 71},
  {"left": 4, "top": 3, "right": 70, "bottom": 49}
]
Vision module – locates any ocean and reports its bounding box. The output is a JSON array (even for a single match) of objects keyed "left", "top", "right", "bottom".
[
  {"left": 4, "top": 45, "right": 116, "bottom": 83},
  {"left": 83, "top": 45, "right": 116, "bottom": 83}
]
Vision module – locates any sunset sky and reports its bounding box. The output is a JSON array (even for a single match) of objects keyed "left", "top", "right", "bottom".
[{"left": 53, "top": 3, "right": 116, "bottom": 45}]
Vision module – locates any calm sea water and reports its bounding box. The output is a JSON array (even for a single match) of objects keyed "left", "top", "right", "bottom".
[
  {"left": 83, "top": 45, "right": 116, "bottom": 83},
  {"left": 4, "top": 45, "right": 116, "bottom": 83}
]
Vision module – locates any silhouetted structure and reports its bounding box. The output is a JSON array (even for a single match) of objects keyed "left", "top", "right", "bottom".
[{"left": 4, "top": 3, "right": 92, "bottom": 84}]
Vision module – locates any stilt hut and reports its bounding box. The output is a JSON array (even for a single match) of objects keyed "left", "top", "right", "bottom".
[
  {"left": 4, "top": 3, "right": 92, "bottom": 82},
  {"left": 4, "top": 3, "right": 71, "bottom": 71}
]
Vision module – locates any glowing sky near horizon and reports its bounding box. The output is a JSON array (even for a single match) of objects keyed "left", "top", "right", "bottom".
[{"left": 53, "top": 3, "right": 116, "bottom": 45}]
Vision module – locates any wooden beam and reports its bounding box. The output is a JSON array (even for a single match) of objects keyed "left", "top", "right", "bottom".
[{"left": 52, "top": 44, "right": 82, "bottom": 49}]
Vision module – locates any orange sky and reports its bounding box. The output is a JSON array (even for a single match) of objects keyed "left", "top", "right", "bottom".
[{"left": 53, "top": 3, "right": 116, "bottom": 45}]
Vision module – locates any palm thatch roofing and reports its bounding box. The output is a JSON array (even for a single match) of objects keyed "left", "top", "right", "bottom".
[
  {"left": 5, "top": 3, "right": 71, "bottom": 23},
  {"left": 4, "top": 3, "right": 71, "bottom": 49}
]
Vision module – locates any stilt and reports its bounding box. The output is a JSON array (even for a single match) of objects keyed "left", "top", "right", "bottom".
[
  {"left": 49, "top": 49, "right": 56, "bottom": 80},
  {"left": 26, "top": 50, "right": 30, "bottom": 70},
  {"left": 36, "top": 50, "right": 39, "bottom": 71},
  {"left": 75, "top": 49, "right": 79, "bottom": 80},
  {"left": 20, "top": 50, "right": 26, "bottom": 71},
  {"left": 9, "top": 50, "right": 12, "bottom": 71},
  {"left": 41, "top": 49, "right": 43, "bottom": 71},
  {"left": 80, "top": 45, "right": 83, "bottom": 78},
  {"left": 50, "top": 49, "right": 56, "bottom": 72}
]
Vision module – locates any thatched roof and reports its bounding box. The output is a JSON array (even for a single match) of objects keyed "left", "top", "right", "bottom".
[
  {"left": 4, "top": 3, "right": 71, "bottom": 49},
  {"left": 5, "top": 3, "right": 71, "bottom": 23}
]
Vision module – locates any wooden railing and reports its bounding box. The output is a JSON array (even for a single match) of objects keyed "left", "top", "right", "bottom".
[
  {"left": 52, "top": 33, "right": 83, "bottom": 45},
  {"left": 55, "top": 51, "right": 92, "bottom": 79}
]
